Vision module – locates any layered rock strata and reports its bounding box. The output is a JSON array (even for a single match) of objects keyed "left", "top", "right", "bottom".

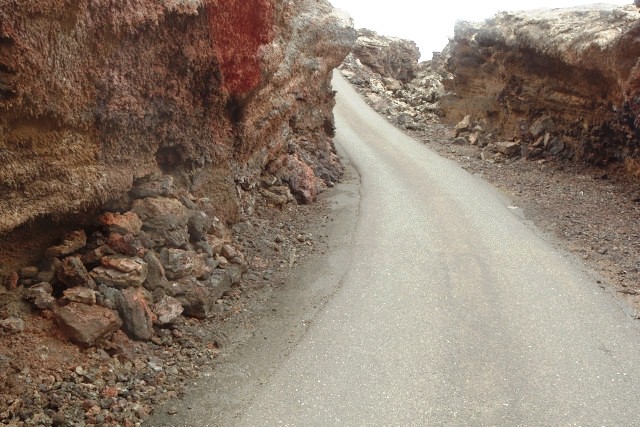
[
  {"left": 440, "top": 5, "right": 640, "bottom": 171},
  {"left": 0, "top": 0, "right": 354, "bottom": 343},
  {"left": 0, "top": 0, "right": 354, "bottom": 268}
]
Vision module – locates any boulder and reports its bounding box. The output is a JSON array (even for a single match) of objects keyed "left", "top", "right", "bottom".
[
  {"left": 153, "top": 296, "right": 184, "bottom": 325},
  {"left": 165, "top": 279, "right": 213, "bottom": 319},
  {"left": 97, "top": 211, "right": 143, "bottom": 236},
  {"left": 160, "top": 248, "right": 211, "bottom": 281},
  {"left": 106, "top": 232, "right": 146, "bottom": 257},
  {"left": 57, "top": 257, "right": 97, "bottom": 289},
  {"left": 25, "top": 282, "right": 56, "bottom": 310},
  {"left": 91, "top": 256, "right": 148, "bottom": 288},
  {"left": 142, "top": 250, "right": 168, "bottom": 291},
  {"left": 187, "top": 211, "right": 212, "bottom": 242},
  {"left": 44, "top": 230, "right": 87, "bottom": 258},
  {"left": 114, "top": 288, "right": 154, "bottom": 341},
  {"left": 63, "top": 287, "right": 97, "bottom": 305},
  {"left": 132, "top": 197, "right": 190, "bottom": 249},
  {"left": 56, "top": 303, "right": 122, "bottom": 346}
]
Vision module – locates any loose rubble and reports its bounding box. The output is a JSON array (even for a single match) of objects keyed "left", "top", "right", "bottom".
[{"left": 0, "top": 173, "right": 334, "bottom": 425}]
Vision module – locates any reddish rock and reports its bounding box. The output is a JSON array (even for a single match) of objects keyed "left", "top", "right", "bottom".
[
  {"left": 5, "top": 271, "right": 18, "bottom": 290},
  {"left": 106, "top": 232, "right": 146, "bottom": 257},
  {"left": 98, "top": 212, "right": 143, "bottom": 236},
  {"left": 45, "top": 230, "right": 87, "bottom": 258},
  {"left": 268, "top": 154, "right": 321, "bottom": 204},
  {"left": 207, "top": 0, "right": 274, "bottom": 95},
  {"left": 57, "top": 257, "right": 97, "bottom": 289},
  {"left": 56, "top": 303, "right": 122, "bottom": 346},
  {"left": 91, "top": 256, "right": 148, "bottom": 289}
]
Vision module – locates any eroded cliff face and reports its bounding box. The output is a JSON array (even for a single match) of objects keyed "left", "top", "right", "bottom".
[
  {"left": 440, "top": 5, "right": 640, "bottom": 172},
  {"left": 0, "top": 0, "right": 355, "bottom": 269},
  {"left": 352, "top": 28, "right": 420, "bottom": 82}
]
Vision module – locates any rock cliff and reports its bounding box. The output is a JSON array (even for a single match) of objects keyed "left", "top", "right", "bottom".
[
  {"left": 440, "top": 5, "right": 640, "bottom": 172},
  {"left": 352, "top": 28, "right": 421, "bottom": 82},
  {"left": 0, "top": 0, "right": 355, "bottom": 271}
]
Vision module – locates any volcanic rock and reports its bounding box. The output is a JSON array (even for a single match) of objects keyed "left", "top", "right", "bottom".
[
  {"left": 114, "top": 288, "right": 154, "bottom": 341},
  {"left": 353, "top": 28, "right": 420, "bottom": 82},
  {"left": 440, "top": 4, "right": 640, "bottom": 170},
  {"left": 57, "top": 257, "right": 97, "bottom": 289},
  {"left": 153, "top": 296, "right": 184, "bottom": 325},
  {"left": 56, "top": 303, "right": 122, "bottom": 346},
  {"left": 91, "top": 256, "right": 148, "bottom": 289},
  {"left": 44, "top": 230, "right": 87, "bottom": 259}
]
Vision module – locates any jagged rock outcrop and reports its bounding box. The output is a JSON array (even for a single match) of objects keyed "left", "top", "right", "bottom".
[
  {"left": 353, "top": 29, "right": 420, "bottom": 82},
  {"left": 440, "top": 5, "right": 640, "bottom": 171},
  {"left": 0, "top": 0, "right": 355, "bottom": 272},
  {"left": 340, "top": 31, "right": 447, "bottom": 131}
]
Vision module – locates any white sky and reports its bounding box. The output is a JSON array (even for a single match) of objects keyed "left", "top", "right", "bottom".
[{"left": 329, "top": 1, "right": 632, "bottom": 60}]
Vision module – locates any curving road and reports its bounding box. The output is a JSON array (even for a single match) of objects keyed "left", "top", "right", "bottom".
[{"left": 147, "top": 72, "right": 640, "bottom": 426}]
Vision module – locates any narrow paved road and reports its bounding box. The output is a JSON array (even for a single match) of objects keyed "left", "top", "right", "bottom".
[{"left": 149, "top": 72, "right": 640, "bottom": 426}]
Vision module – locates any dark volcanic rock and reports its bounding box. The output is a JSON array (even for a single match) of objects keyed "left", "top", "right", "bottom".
[{"left": 115, "top": 288, "right": 154, "bottom": 341}]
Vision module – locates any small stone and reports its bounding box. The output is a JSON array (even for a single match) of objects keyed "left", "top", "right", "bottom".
[
  {"left": 548, "top": 138, "right": 565, "bottom": 156},
  {"left": 91, "top": 256, "right": 148, "bottom": 288},
  {"left": 529, "top": 116, "right": 555, "bottom": 138},
  {"left": 25, "top": 282, "right": 56, "bottom": 309},
  {"left": 495, "top": 141, "right": 521, "bottom": 157},
  {"left": 63, "top": 287, "right": 97, "bottom": 305},
  {"left": 45, "top": 230, "right": 87, "bottom": 258},
  {"left": 451, "top": 136, "right": 468, "bottom": 145},
  {"left": 5, "top": 271, "right": 18, "bottom": 290},
  {"left": 154, "top": 296, "right": 184, "bottom": 325},
  {"left": 18, "top": 266, "right": 38, "bottom": 279},
  {"left": 454, "top": 115, "right": 471, "bottom": 136},
  {"left": 57, "top": 256, "right": 97, "bottom": 289},
  {"left": 0, "top": 316, "right": 25, "bottom": 334}
]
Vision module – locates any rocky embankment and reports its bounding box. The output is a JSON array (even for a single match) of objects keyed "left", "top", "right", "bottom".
[
  {"left": 343, "top": 5, "right": 640, "bottom": 175},
  {"left": 0, "top": 0, "right": 354, "bottom": 425},
  {"left": 441, "top": 4, "right": 640, "bottom": 172}
]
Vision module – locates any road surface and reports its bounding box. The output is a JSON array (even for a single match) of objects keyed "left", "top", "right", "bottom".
[{"left": 146, "top": 72, "right": 640, "bottom": 426}]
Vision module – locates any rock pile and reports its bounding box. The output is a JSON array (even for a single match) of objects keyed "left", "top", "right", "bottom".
[
  {"left": 340, "top": 30, "right": 449, "bottom": 131},
  {"left": 15, "top": 175, "right": 247, "bottom": 347}
]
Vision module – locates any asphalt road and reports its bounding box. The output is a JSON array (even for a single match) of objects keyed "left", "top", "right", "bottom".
[{"left": 147, "top": 72, "right": 640, "bottom": 426}]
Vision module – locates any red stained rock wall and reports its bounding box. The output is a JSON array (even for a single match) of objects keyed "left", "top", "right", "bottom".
[
  {"left": 0, "top": 0, "right": 355, "bottom": 269},
  {"left": 207, "top": 0, "right": 274, "bottom": 95}
]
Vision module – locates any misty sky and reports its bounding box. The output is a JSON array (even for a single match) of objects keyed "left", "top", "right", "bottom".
[{"left": 329, "top": 1, "right": 632, "bottom": 59}]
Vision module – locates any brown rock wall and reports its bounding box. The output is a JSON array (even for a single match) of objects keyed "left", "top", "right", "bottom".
[
  {"left": 440, "top": 5, "right": 640, "bottom": 171},
  {"left": 0, "top": 0, "right": 355, "bottom": 269}
]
